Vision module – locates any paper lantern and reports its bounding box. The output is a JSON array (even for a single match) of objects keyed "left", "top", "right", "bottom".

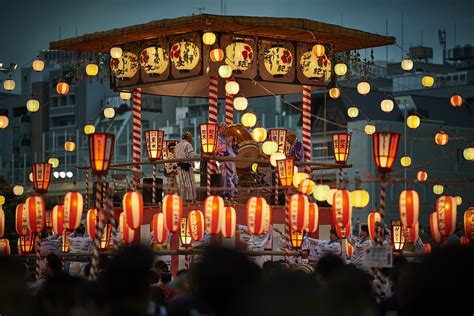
[
  {"left": 300, "top": 51, "right": 331, "bottom": 80},
  {"left": 84, "top": 123, "right": 95, "bottom": 135},
  {"left": 267, "top": 128, "right": 287, "bottom": 153},
  {"left": 29, "top": 173, "right": 33, "bottom": 182},
  {"left": 234, "top": 96, "right": 248, "bottom": 111},
  {"left": 332, "top": 189, "right": 352, "bottom": 228},
  {"left": 26, "top": 99, "right": 40, "bottom": 112},
  {"left": 306, "top": 202, "right": 319, "bottom": 233},
  {"left": 119, "top": 91, "right": 132, "bottom": 100},
  {"left": 179, "top": 218, "right": 192, "bottom": 247},
  {"left": 170, "top": 40, "right": 200, "bottom": 71},
  {"left": 65, "top": 139, "right": 76, "bottom": 152},
  {"left": 0, "top": 115, "right": 8, "bottom": 129},
  {"left": 329, "top": 87, "right": 340, "bottom": 99},
  {"left": 0, "top": 239, "right": 10, "bottom": 255},
  {"left": 32, "top": 162, "right": 52, "bottom": 194},
  {"left": 25, "top": 195, "right": 45, "bottom": 233},
  {"left": 335, "top": 222, "right": 351, "bottom": 239},
  {"left": 262, "top": 141, "right": 278, "bottom": 156},
  {"left": 347, "top": 107, "right": 359, "bottom": 118},
  {"left": 436, "top": 195, "right": 457, "bottom": 236},
  {"left": 401, "top": 59, "right": 413, "bottom": 71},
  {"left": 429, "top": 212, "right": 444, "bottom": 243},
  {"left": 463, "top": 147, "right": 474, "bottom": 161},
  {"left": 299, "top": 179, "right": 315, "bottom": 195},
  {"left": 88, "top": 133, "right": 115, "bottom": 175},
  {"left": 364, "top": 124, "right": 376, "bottom": 135},
  {"left": 334, "top": 63, "right": 347, "bottom": 76},
  {"left": 202, "top": 32, "right": 216, "bottom": 45},
  {"left": 433, "top": 184, "right": 444, "bottom": 195},
  {"left": 391, "top": 220, "right": 405, "bottom": 252},
  {"left": 312, "top": 44, "right": 325, "bottom": 57},
  {"left": 293, "top": 172, "right": 309, "bottom": 188},
  {"left": 225, "top": 81, "right": 239, "bottom": 95},
  {"left": 263, "top": 46, "right": 293, "bottom": 76},
  {"left": 246, "top": 196, "right": 268, "bottom": 235},
  {"left": 435, "top": 131, "right": 448, "bottom": 146},
  {"left": 152, "top": 213, "right": 168, "bottom": 244},
  {"left": 421, "top": 75, "right": 434, "bottom": 88},
  {"left": 123, "top": 191, "right": 144, "bottom": 230},
  {"left": 225, "top": 42, "right": 254, "bottom": 71},
  {"left": 200, "top": 123, "right": 218, "bottom": 155},
  {"left": 56, "top": 82, "right": 70, "bottom": 95},
  {"left": 86, "top": 209, "right": 107, "bottom": 239},
  {"left": 85, "top": 63, "right": 99, "bottom": 76},
  {"left": 15, "top": 203, "right": 28, "bottom": 236},
  {"left": 351, "top": 189, "right": 370, "bottom": 208},
  {"left": 417, "top": 170, "right": 428, "bottom": 182},
  {"left": 103, "top": 106, "right": 115, "bottom": 119},
  {"left": 222, "top": 206, "right": 236, "bottom": 238},
  {"left": 13, "top": 184, "right": 24, "bottom": 196},
  {"left": 51, "top": 204, "right": 64, "bottom": 235},
  {"left": 251, "top": 163, "right": 258, "bottom": 173},
  {"left": 251, "top": 127, "right": 267, "bottom": 143},
  {"left": 368, "top": 211, "right": 382, "bottom": 241},
  {"left": 450, "top": 95, "right": 463, "bottom": 107},
  {"left": 163, "top": 194, "right": 183, "bottom": 232},
  {"left": 187, "top": 210, "right": 205, "bottom": 241},
  {"left": 61, "top": 230, "right": 70, "bottom": 253},
  {"left": 45, "top": 210, "right": 53, "bottom": 228},
  {"left": 32, "top": 58, "right": 45, "bottom": 72},
  {"left": 210, "top": 48, "right": 224, "bottom": 62},
  {"left": 313, "top": 184, "right": 330, "bottom": 202},
  {"left": 399, "top": 190, "right": 419, "bottom": 228},
  {"left": 110, "top": 47, "right": 123, "bottom": 59},
  {"left": 119, "top": 212, "right": 137, "bottom": 244},
  {"left": 276, "top": 158, "right": 294, "bottom": 187},
  {"left": 204, "top": 195, "right": 224, "bottom": 234},
  {"left": 332, "top": 133, "right": 351, "bottom": 164},
  {"left": 0, "top": 196, "right": 5, "bottom": 205},
  {"left": 270, "top": 152, "right": 286, "bottom": 167},
  {"left": 18, "top": 233, "right": 35, "bottom": 255},
  {"left": 403, "top": 223, "right": 419, "bottom": 243},
  {"left": 289, "top": 194, "right": 309, "bottom": 231},
  {"left": 241, "top": 112, "right": 257, "bottom": 128},
  {"left": 46, "top": 157, "right": 59, "bottom": 169},
  {"left": 423, "top": 243, "right": 432, "bottom": 253},
  {"left": 63, "top": 192, "right": 83, "bottom": 230},
  {"left": 290, "top": 229, "right": 304, "bottom": 250},
  {"left": 464, "top": 208, "right": 474, "bottom": 239},
  {"left": 455, "top": 196, "right": 462, "bottom": 206},
  {"left": 3, "top": 79, "right": 15, "bottom": 91},
  {"left": 218, "top": 65, "right": 233, "bottom": 78},
  {"left": 145, "top": 130, "right": 164, "bottom": 161},
  {"left": 0, "top": 209, "right": 3, "bottom": 238},
  {"left": 380, "top": 99, "right": 394, "bottom": 113},
  {"left": 110, "top": 51, "right": 139, "bottom": 78},
  {"left": 406, "top": 115, "right": 420, "bottom": 129},
  {"left": 400, "top": 156, "right": 412, "bottom": 167},
  {"left": 357, "top": 81, "right": 371, "bottom": 95},
  {"left": 372, "top": 132, "right": 400, "bottom": 172},
  {"left": 140, "top": 46, "right": 169, "bottom": 76},
  {"left": 345, "top": 241, "right": 354, "bottom": 257}
]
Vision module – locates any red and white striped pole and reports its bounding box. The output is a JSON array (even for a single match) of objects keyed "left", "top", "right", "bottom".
[
  {"left": 302, "top": 86, "right": 312, "bottom": 174},
  {"left": 225, "top": 79, "right": 234, "bottom": 125},
  {"left": 35, "top": 235, "right": 41, "bottom": 280},
  {"left": 89, "top": 176, "right": 102, "bottom": 280},
  {"left": 285, "top": 191, "right": 290, "bottom": 265},
  {"left": 379, "top": 174, "right": 387, "bottom": 217},
  {"left": 152, "top": 165, "right": 157, "bottom": 204},
  {"left": 85, "top": 169, "right": 89, "bottom": 210},
  {"left": 132, "top": 88, "right": 142, "bottom": 190},
  {"left": 107, "top": 184, "right": 118, "bottom": 251},
  {"left": 207, "top": 76, "right": 218, "bottom": 196}
]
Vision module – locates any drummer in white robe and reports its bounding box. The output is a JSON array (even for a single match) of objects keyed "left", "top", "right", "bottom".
[{"left": 238, "top": 224, "right": 273, "bottom": 267}]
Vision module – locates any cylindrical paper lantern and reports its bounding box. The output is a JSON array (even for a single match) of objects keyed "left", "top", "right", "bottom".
[
  {"left": 221, "top": 206, "right": 236, "bottom": 238},
  {"left": 429, "top": 212, "right": 444, "bottom": 244},
  {"left": 162, "top": 194, "right": 183, "bottom": 232},
  {"left": 52, "top": 204, "right": 65, "bottom": 235},
  {"left": 306, "top": 202, "right": 319, "bottom": 233},
  {"left": 288, "top": 194, "right": 309, "bottom": 232},
  {"left": 399, "top": 189, "right": 419, "bottom": 228},
  {"left": 464, "top": 208, "right": 474, "bottom": 240},
  {"left": 63, "top": 192, "right": 84, "bottom": 230},
  {"left": 25, "top": 195, "right": 45, "bottom": 233},
  {"left": 335, "top": 222, "right": 351, "bottom": 239},
  {"left": 15, "top": 203, "right": 29, "bottom": 236},
  {"left": 152, "top": 213, "right": 169, "bottom": 244},
  {"left": 86, "top": 209, "right": 107, "bottom": 239},
  {"left": 436, "top": 195, "right": 457, "bottom": 236},
  {"left": 332, "top": 189, "right": 352, "bottom": 228},
  {"left": 119, "top": 212, "right": 137, "bottom": 244},
  {"left": 246, "top": 196, "right": 268, "bottom": 235},
  {"left": 368, "top": 211, "right": 382, "bottom": 241},
  {"left": 187, "top": 210, "right": 205, "bottom": 241},
  {"left": 122, "top": 191, "right": 144, "bottom": 230},
  {"left": 204, "top": 195, "right": 224, "bottom": 234}
]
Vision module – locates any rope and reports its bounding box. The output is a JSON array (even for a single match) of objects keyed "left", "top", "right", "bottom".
[
  {"left": 89, "top": 176, "right": 102, "bottom": 280},
  {"left": 85, "top": 169, "right": 89, "bottom": 210},
  {"left": 107, "top": 183, "right": 118, "bottom": 251},
  {"left": 207, "top": 76, "right": 218, "bottom": 196},
  {"left": 132, "top": 88, "right": 142, "bottom": 189},
  {"left": 379, "top": 174, "right": 387, "bottom": 217},
  {"left": 302, "top": 86, "right": 312, "bottom": 173},
  {"left": 225, "top": 78, "right": 234, "bottom": 125},
  {"left": 35, "top": 236, "right": 41, "bottom": 280},
  {"left": 285, "top": 191, "right": 290, "bottom": 265},
  {"left": 152, "top": 165, "right": 157, "bottom": 205}
]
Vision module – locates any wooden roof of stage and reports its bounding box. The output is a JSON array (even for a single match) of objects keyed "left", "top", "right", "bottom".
[{"left": 50, "top": 14, "right": 395, "bottom": 52}]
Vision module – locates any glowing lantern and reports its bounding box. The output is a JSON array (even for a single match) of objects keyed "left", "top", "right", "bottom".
[
  {"left": 347, "top": 107, "right": 359, "bottom": 118},
  {"left": 1, "top": 239, "right": 10, "bottom": 255},
  {"left": 140, "top": 46, "right": 169, "bottom": 76},
  {"left": 15, "top": 203, "right": 28, "bottom": 236},
  {"left": 0, "top": 209, "right": 3, "bottom": 238},
  {"left": 357, "top": 81, "right": 371, "bottom": 95},
  {"left": 345, "top": 241, "right": 354, "bottom": 257},
  {"left": 86, "top": 209, "right": 107, "bottom": 239},
  {"left": 364, "top": 124, "right": 376, "bottom": 135},
  {"left": 251, "top": 127, "right": 267, "bottom": 143},
  {"left": 110, "top": 47, "right": 123, "bottom": 59},
  {"left": 200, "top": 123, "right": 218, "bottom": 155},
  {"left": 334, "top": 63, "right": 347, "bottom": 76},
  {"left": 435, "top": 131, "right": 448, "bottom": 146},
  {"left": 88, "top": 133, "right": 115, "bottom": 175},
  {"left": 225, "top": 81, "right": 239, "bottom": 95},
  {"left": 26, "top": 99, "right": 40, "bottom": 112},
  {"left": 119, "top": 91, "right": 132, "bottom": 100},
  {"left": 0, "top": 115, "right": 8, "bottom": 129},
  {"left": 251, "top": 163, "right": 258, "bottom": 173},
  {"left": 463, "top": 147, "right": 474, "bottom": 161},
  {"left": 84, "top": 123, "right": 95, "bottom": 135},
  {"left": 391, "top": 220, "right": 405, "bottom": 252},
  {"left": 65, "top": 139, "right": 76, "bottom": 152},
  {"left": 180, "top": 218, "right": 192, "bottom": 247},
  {"left": 436, "top": 195, "right": 457, "bottom": 236},
  {"left": 460, "top": 236, "right": 469, "bottom": 246},
  {"left": 351, "top": 189, "right": 370, "bottom": 208},
  {"left": 289, "top": 194, "right": 309, "bottom": 231},
  {"left": 403, "top": 223, "right": 419, "bottom": 243},
  {"left": 421, "top": 75, "right": 434, "bottom": 88},
  {"left": 32, "top": 58, "right": 45, "bottom": 72},
  {"left": 225, "top": 42, "right": 254, "bottom": 71},
  {"left": 3, "top": 79, "right": 15, "bottom": 91},
  {"left": 222, "top": 206, "right": 236, "bottom": 238},
  {"left": 276, "top": 158, "right": 294, "bottom": 187},
  {"left": 241, "top": 112, "right": 257, "bottom": 128},
  {"left": 300, "top": 51, "right": 331, "bottom": 81},
  {"left": 63, "top": 192, "right": 83, "bottom": 230},
  {"left": 152, "top": 213, "right": 168, "bottom": 244},
  {"left": 48, "top": 157, "right": 59, "bottom": 169},
  {"left": 464, "top": 208, "right": 474, "bottom": 240},
  {"left": 103, "top": 106, "right": 115, "bottom": 119},
  {"left": 400, "top": 156, "right": 412, "bottom": 167},
  {"left": 202, "top": 32, "right": 216, "bottom": 45},
  {"left": 218, "top": 65, "right": 233, "bottom": 78},
  {"left": 234, "top": 96, "right": 248, "bottom": 111},
  {"left": 372, "top": 132, "right": 400, "bottom": 172},
  {"left": 423, "top": 243, "right": 432, "bottom": 253},
  {"left": 270, "top": 152, "right": 286, "bottom": 167},
  {"left": 123, "top": 191, "right": 144, "bottom": 230},
  {"left": 290, "top": 229, "right": 304, "bottom": 250},
  {"left": 263, "top": 46, "right": 293, "bottom": 76},
  {"left": 455, "top": 196, "right": 462, "bottom": 206},
  {"left": 450, "top": 95, "right": 463, "bottom": 107},
  {"left": 335, "top": 222, "right": 351, "bottom": 239},
  {"left": 267, "top": 128, "right": 287, "bottom": 153},
  {"left": 51, "top": 204, "right": 64, "bottom": 235},
  {"left": 293, "top": 172, "right": 309, "bottom": 188},
  {"left": 61, "top": 230, "right": 70, "bottom": 253},
  {"left": 429, "top": 212, "right": 444, "bottom": 243},
  {"left": 210, "top": 48, "right": 224, "bottom": 62},
  {"left": 45, "top": 210, "right": 53, "bottom": 228},
  {"left": 312, "top": 44, "right": 325, "bottom": 57},
  {"left": 170, "top": 40, "right": 200, "bottom": 71},
  {"left": 110, "top": 51, "right": 139, "bottom": 78},
  {"left": 163, "top": 194, "right": 183, "bottom": 232},
  {"left": 32, "top": 162, "right": 52, "bottom": 194},
  {"left": 100, "top": 225, "right": 112, "bottom": 250},
  {"left": 56, "top": 82, "right": 69, "bottom": 95},
  {"left": 332, "top": 189, "right": 352, "bottom": 228},
  {"left": 401, "top": 59, "right": 413, "bottom": 71},
  {"left": 119, "top": 212, "right": 137, "bottom": 244},
  {"left": 406, "top": 115, "right": 420, "bottom": 129},
  {"left": 299, "top": 179, "right": 315, "bottom": 195},
  {"left": 332, "top": 133, "right": 351, "bottom": 164},
  {"left": 85, "top": 63, "right": 99, "bottom": 76},
  {"left": 204, "top": 195, "right": 224, "bottom": 234},
  {"left": 29, "top": 173, "right": 33, "bottom": 182},
  {"left": 25, "top": 195, "right": 45, "bottom": 233},
  {"left": 313, "top": 184, "right": 330, "bottom": 202},
  {"left": 329, "top": 87, "right": 340, "bottom": 99},
  {"left": 417, "top": 170, "right": 428, "bottom": 182},
  {"left": 380, "top": 99, "right": 394, "bottom": 113},
  {"left": 246, "top": 196, "right": 268, "bottom": 234},
  {"left": 187, "top": 210, "right": 205, "bottom": 241},
  {"left": 262, "top": 141, "right": 278, "bottom": 156},
  {"left": 433, "top": 184, "right": 444, "bottom": 195},
  {"left": 18, "top": 233, "right": 35, "bottom": 255},
  {"left": 13, "top": 185, "right": 24, "bottom": 196},
  {"left": 145, "top": 130, "right": 164, "bottom": 161},
  {"left": 306, "top": 202, "right": 319, "bottom": 233},
  {"left": 368, "top": 211, "right": 382, "bottom": 241},
  {"left": 399, "top": 190, "right": 419, "bottom": 228},
  {"left": 0, "top": 196, "right": 5, "bottom": 206}
]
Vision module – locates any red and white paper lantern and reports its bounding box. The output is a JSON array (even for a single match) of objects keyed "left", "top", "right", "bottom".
[
  {"left": 119, "top": 212, "right": 137, "bottom": 244},
  {"left": 306, "top": 202, "right": 319, "bottom": 233},
  {"left": 221, "top": 206, "right": 236, "bottom": 238},
  {"left": 399, "top": 189, "right": 419, "bottom": 228},
  {"left": 246, "top": 196, "right": 268, "bottom": 235},
  {"left": 1, "top": 239, "right": 10, "bottom": 255},
  {"left": 63, "top": 192, "right": 84, "bottom": 230},
  {"left": 152, "top": 213, "right": 168, "bottom": 244},
  {"left": 464, "top": 208, "right": 474, "bottom": 240},
  {"left": 262, "top": 203, "right": 272, "bottom": 234},
  {"left": 429, "top": 212, "right": 444, "bottom": 244},
  {"left": 25, "top": 195, "right": 45, "bottom": 233},
  {"left": 187, "top": 210, "right": 205, "bottom": 241},
  {"left": 288, "top": 194, "right": 309, "bottom": 231},
  {"left": 52, "top": 204, "right": 65, "bottom": 235},
  {"left": 122, "top": 191, "right": 144, "bottom": 230},
  {"left": 0, "top": 208, "right": 4, "bottom": 238},
  {"left": 15, "top": 203, "right": 29, "bottom": 236},
  {"left": 163, "top": 194, "right": 183, "bottom": 232},
  {"left": 403, "top": 223, "right": 419, "bottom": 243},
  {"left": 436, "top": 195, "right": 457, "bottom": 236},
  {"left": 86, "top": 208, "right": 106, "bottom": 239},
  {"left": 332, "top": 189, "right": 352, "bottom": 228},
  {"left": 368, "top": 211, "right": 382, "bottom": 241},
  {"left": 335, "top": 222, "right": 351, "bottom": 239},
  {"left": 423, "top": 243, "right": 432, "bottom": 254},
  {"left": 204, "top": 195, "right": 224, "bottom": 234}
]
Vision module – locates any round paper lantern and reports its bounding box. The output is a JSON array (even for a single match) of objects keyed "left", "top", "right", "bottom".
[
  {"left": 300, "top": 51, "right": 331, "bottom": 81},
  {"left": 1, "top": 239, "right": 10, "bottom": 256},
  {"left": 187, "top": 210, "right": 205, "bottom": 241},
  {"left": 313, "top": 184, "right": 330, "bottom": 202},
  {"left": 140, "top": 46, "right": 169, "bottom": 76},
  {"left": 246, "top": 196, "right": 268, "bottom": 235},
  {"left": 3, "top": 79, "right": 15, "bottom": 91},
  {"left": 218, "top": 65, "right": 232, "bottom": 78},
  {"left": 86, "top": 209, "right": 107, "bottom": 239},
  {"left": 32, "top": 58, "right": 45, "bottom": 72},
  {"left": 423, "top": 243, "right": 432, "bottom": 253},
  {"left": 26, "top": 99, "right": 40, "bottom": 112},
  {"left": 56, "top": 82, "right": 70, "bottom": 95},
  {"left": 417, "top": 170, "right": 428, "bottom": 182},
  {"left": 334, "top": 63, "right": 347, "bottom": 76},
  {"left": 202, "top": 32, "right": 216, "bottom": 45},
  {"left": 48, "top": 157, "right": 59, "bottom": 168},
  {"left": 13, "top": 184, "right": 24, "bottom": 196},
  {"left": 251, "top": 163, "right": 258, "bottom": 173},
  {"left": 435, "top": 131, "right": 448, "bottom": 146},
  {"left": 222, "top": 206, "right": 236, "bottom": 238},
  {"left": 364, "top": 124, "right": 376, "bottom": 135},
  {"left": 270, "top": 152, "right": 286, "bottom": 167},
  {"left": 103, "top": 106, "right": 115, "bottom": 119},
  {"left": 429, "top": 212, "right": 444, "bottom": 243},
  {"left": 459, "top": 236, "right": 469, "bottom": 246},
  {"left": 251, "top": 127, "right": 267, "bottom": 143},
  {"left": 241, "top": 112, "right": 257, "bottom": 128},
  {"left": 65, "top": 140, "right": 76, "bottom": 152},
  {"left": 406, "top": 115, "right": 420, "bottom": 129},
  {"left": 463, "top": 147, "right": 474, "bottom": 161},
  {"left": 123, "top": 191, "right": 144, "bottom": 230},
  {"left": 85, "top": 63, "right": 99, "bottom": 76},
  {"left": 464, "top": 208, "right": 474, "bottom": 239},
  {"left": 119, "top": 212, "right": 137, "bottom": 244},
  {"left": 436, "top": 195, "right": 457, "bottom": 236},
  {"left": 306, "top": 202, "right": 319, "bottom": 233},
  {"left": 299, "top": 179, "right": 315, "bottom": 195},
  {"left": 210, "top": 48, "right": 224, "bottom": 62},
  {"left": 29, "top": 172, "right": 33, "bottom": 182},
  {"left": 263, "top": 46, "right": 293, "bottom": 76},
  {"left": 152, "top": 213, "right": 168, "bottom": 244},
  {"left": 312, "top": 44, "right": 325, "bottom": 57},
  {"left": 162, "top": 194, "right": 183, "bottom": 232},
  {"left": 25, "top": 195, "right": 45, "bottom": 233},
  {"left": 329, "top": 87, "right": 340, "bottom": 99},
  {"left": 335, "top": 222, "right": 351, "bottom": 239},
  {"left": 421, "top": 75, "right": 435, "bottom": 88},
  {"left": 51, "top": 204, "right": 64, "bottom": 235},
  {"left": 0, "top": 115, "right": 9, "bottom": 129},
  {"left": 455, "top": 196, "right": 462, "bottom": 206},
  {"left": 450, "top": 95, "right": 463, "bottom": 107},
  {"left": 433, "top": 184, "right": 444, "bottom": 195},
  {"left": 332, "top": 189, "right": 352, "bottom": 228},
  {"left": 225, "top": 81, "right": 239, "bottom": 95},
  {"left": 225, "top": 42, "right": 254, "bottom": 71},
  {"left": 15, "top": 203, "right": 28, "bottom": 236},
  {"left": 110, "top": 47, "right": 123, "bottom": 59},
  {"left": 110, "top": 51, "right": 139, "bottom": 78},
  {"left": 84, "top": 123, "right": 95, "bottom": 135},
  {"left": 403, "top": 223, "right": 419, "bottom": 243},
  {"left": 368, "top": 211, "right": 382, "bottom": 241},
  {"left": 120, "top": 91, "right": 132, "bottom": 100},
  {"left": 170, "top": 40, "right": 200, "bottom": 71},
  {"left": 400, "top": 156, "right": 412, "bottom": 167},
  {"left": 357, "top": 81, "right": 371, "bottom": 95},
  {"left": 289, "top": 194, "right": 309, "bottom": 231},
  {"left": 292, "top": 172, "right": 309, "bottom": 188},
  {"left": 204, "top": 195, "right": 224, "bottom": 234},
  {"left": 63, "top": 192, "right": 83, "bottom": 230},
  {"left": 399, "top": 189, "right": 419, "bottom": 228},
  {"left": 234, "top": 97, "right": 248, "bottom": 111},
  {"left": 401, "top": 59, "right": 414, "bottom": 71},
  {"left": 347, "top": 107, "right": 359, "bottom": 118},
  {"left": 351, "top": 189, "right": 370, "bottom": 208},
  {"left": 262, "top": 141, "right": 278, "bottom": 156},
  {"left": 380, "top": 99, "right": 394, "bottom": 113}
]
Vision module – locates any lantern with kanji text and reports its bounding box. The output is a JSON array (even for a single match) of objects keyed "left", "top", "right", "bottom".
[
  {"left": 163, "top": 194, "right": 183, "bottom": 232},
  {"left": 32, "top": 162, "right": 52, "bottom": 194},
  {"left": 15, "top": 203, "right": 29, "bottom": 236},
  {"left": 145, "top": 130, "right": 165, "bottom": 161},
  {"left": 372, "top": 132, "right": 400, "bottom": 172},
  {"left": 204, "top": 195, "right": 224, "bottom": 234},
  {"left": 188, "top": 210, "right": 205, "bottom": 241},
  {"left": 221, "top": 206, "right": 236, "bottom": 238},
  {"left": 276, "top": 158, "right": 294, "bottom": 187},
  {"left": 25, "top": 195, "right": 45, "bottom": 233},
  {"left": 152, "top": 213, "right": 169, "bottom": 244},
  {"left": 436, "top": 195, "right": 457, "bottom": 236},
  {"left": 399, "top": 189, "right": 419, "bottom": 228},
  {"left": 88, "top": 133, "right": 115, "bottom": 175},
  {"left": 200, "top": 123, "right": 218, "bottom": 155},
  {"left": 246, "top": 196, "right": 269, "bottom": 235},
  {"left": 332, "top": 189, "right": 352, "bottom": 228},
  {"left": 123, "top": 191, "right": 144, "bottom": 230},
  {"left": 332, "top": 133, "right": 351, "bottom": 164},
  {"left": 391, "top": 220, "right": 405, "bottom": 252},
  {"left": 288, "top": 194, "right": 309, "bottom": 232},
  {"left": 63, "top": 192, "right": 84, "bottom": 230},
  {"left": 52, "top": 204, "right": 65, "bottom": 235}
]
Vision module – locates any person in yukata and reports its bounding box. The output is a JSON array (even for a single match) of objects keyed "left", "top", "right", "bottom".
[
  {"left": 286, "top": 131, "right": 304, "bottom": 165},
  {"left": 217, "top": 124, "right": 239, "bottom": 199},
  {"left": 174, "top": 132, "right": 197, "bottom": 202},
  {"left": 163, "top": 142, "right": 178, "bottom": 194},
  {"left": 306, "top": 228, "right": 342, "bottom": 266},
  {"left": 347, "top": 224, "right": 373, "bottom": 271}
]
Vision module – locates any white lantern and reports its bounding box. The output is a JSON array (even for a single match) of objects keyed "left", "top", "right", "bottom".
[
  {"left": 120, "top": 92, "right": 132, "bottom": 100},
  {"left": 140, "top": 46, "right": 169, "bottom": 76},
  {"left": 103, "top": 106, "right": 115, "bottom": 119},
  {"left": 347, "top": 107, "right": 359, "bottom": 118},
  {"left": 202, "top": 32, "right": 216, "bottom": 45},
  {"left": 234, "top": 97, "right": 248, "bottom": 111},
  {"left": 218, "top": 65, "right": 233, "bottom": 78},
  {"left": 225, "top": 42, "right": 254, "bottom": 71},
  {"left": 401, "top": 59, "right": 413, "bottom": 71},
  {"left": 313, "top": 184, "right": 330, "bottom": 202},
  {"left": 3, "top": 79, "right": 15, "bottom": 91},
  {"left": 241, "top": 112, "right": 257, "bottom": 128},
  {"left": 262, "top": 141, "right": 278, "bottom": 156},
  {"left": 357, "top": 81, "right": 371, "bottom": 95},
  {"left": 270, "top": 152, "right": 286, "bottom": 167},
  {"left": 380, "top": 99, "right": 394, "bottom": 113},
  {"left": 364, "top": 123, "right": 376, "bottom": 135},
  {"left": 32, "top": 58, "right": 45, "bottom": 72},
  {"left": 251, "top": 127, "right": 267, "bottom": 143},
  {"left": 13, "top": 185, "right": 24, "bottom": 196},
  {"left": 110, "top": 47, "right": 123, "bottom": 59},
  {"left": 26, "top": 99, "right": 40, "bottom": 112},
  {"left": 225, "top": 81, "right": 239, "bottom": 95},
  {"left": 0, "top": 115, "right": 8, "bottom": 129},
  {"left": 334, "top": 63, "right": 347, "bottom": 76}
]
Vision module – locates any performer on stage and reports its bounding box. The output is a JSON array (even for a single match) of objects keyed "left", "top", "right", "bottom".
[
  {"left": 306, "top": 228, "right": 342, "bottom": 266},
  {"left": 217, "top": 124, "right": 239, "bottom": 199},
  {"left": 287, "top": 131, "right": 304, "bottom": 164},
  {"left": 174, "top": 132, "right": 197, "bottom": 202},
  {"left": 347, "top": 225, "right": 373, "bottom": 271},
  {"left": 164, "top": 142, "right": 178, "bottom": 194}
]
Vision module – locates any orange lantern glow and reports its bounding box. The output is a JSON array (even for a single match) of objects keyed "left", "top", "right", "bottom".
[
  {"left": 298, "top": 179, "right": 315, "bottom": 195},
  {"left": 52, "top": 204, "right": 65, "bottom": 235},
  {"left": 152, "top": 213, "right": 169, "bottom": 244},
  {"left": 435, "top": 131, "right": 449, "bottom": 146},
  {"left": 86, "top": 209, "right": 107, "bottom": 239},
  {"left": 200, "top": 123, "right": 218, "bottom": 155},
  {"left": 61, "top": 231, "right": 70, "bottom": 253},
  {"left": 306, "top": 202, "right": 319, "bottom": 233},
  {"left": 180, "top": 218, "right": 192, "bottom": 247},
  {"left": 430, "top": 212, "right": 445, "bottom": 244},
  {"left": 332, "top": 133, "right": 351, "bottom": 164},
  {"left": 25, "top": 195, "right": 45, "bottom": 233},
  {"left": 399, "top": 189, "right": 419, "bottom": 228},
  {"left": 464, "top": 208, "right": 474, "bottom": 240},
  {"left": 391, "top": 220, "right": 405, "bottom": 252},
  {"left": 417, "top": 170, "right": 428, "bottom": 182},
  {"left": 335, "top": 222, "right": 351, "bottom": 239},
  {"left": 119, "top": 212, "right": 137, "bottom": 244},
  {"left": 18, "top": 233, "right": 35, "bottom": 255},
  {"left": 436, "top": 195, "right": 457, "bottom": 236},
  {"left": 246, "top": 196, "right": 269, "bottom": 235},
  {"left": 290, "top": 229, "right": 304, "bottom": 250},
  {"left": 65, "top": 139, "right": 76, "bottom": 152},
  {"left": 288, "top": 194, "right": 309, "bottom": 232},
  {"left": 345, "top": 241, "right": 354, "bottom": 257},
  {"left": 99, "top": 224, "right": 112, "bottom": 250},
  {"left": 187, "top": 210, "right": 205, "bottom": 241},
  {"left": 15, "top": 203, "right": 28, "bottom": 236},
  {"left": 460, "top": 236, "right": 470, "bottom": 246},
  {"left": 1, "top": 239, "right": 10, "bottom": 255},
  {"left": 329, "top": 87, "right": 340, "bottom": 99},
  {"left": 403, "top": 223, "right": 419, "bottom": 243},
  {"left": 0, "top": 209, "right": 3, "bottom": 238},
  {"left": 123, "top": 191, "right": 144, "bottom": 230},
  {"left": 56, "top": 82, "right": 70, "bottom": 95},
  {"left": 276, "top": 158, "right": 294, "bottom": 187},
  {"left": 368, "top": 211, "right": 382, "bottom": 241},
  {"left": 332, "top": 189, "right": 352, "bottom": 228},
  {"left": 63, "top": 191, "right": 84, "bottom": 230},
  {"left": 204, "top": 195, "right": 224, "bottom": 234},
  {"left": 210, "top": 48, "right": 224, "bottom": 62},
  {"left": 372, "top": 132, "right": 400, "bottom": 172},
  {"left": 32, "top": 162, "right": 52, "bottom": 194},
  {"left": 88, "top": 133, "right": 115, "bottom": 175},
  {"left": 450, "top": 95, "right": 463, "bottom": 107},
  {"left": 423, "top": 243, "right": 432, "bottom": 253},
  {"left": 163, "top": 194, "right": 183, "bottom": 232},
  {"left": 222, "top": 206, "right": 237, "bottom": 238},
  {"left": 145, "top": 130, "right": 165, "bottom": 161}
]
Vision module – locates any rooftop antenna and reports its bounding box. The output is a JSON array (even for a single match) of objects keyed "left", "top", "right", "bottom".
[{"left": 438, "top": 28, "right": 446, "bottom": 64}]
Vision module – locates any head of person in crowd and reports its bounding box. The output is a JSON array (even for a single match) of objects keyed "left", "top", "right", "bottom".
[
  {"left": 314, "top": 254, "right": 345, "bottom": 287},
  {"left": 182, "top": 131, "right": 193, "bottom": 143},
  {"left": 46, "top": 254, "right": 63, "bottom": 279},
  {"left": 329, "top": 228, "right": 339, "bottom": 241},
  {"left": 75, "top": 224, "right": 86, "bottom": 236},
  {"left": 360, "top": 224, "right": 369, "bottom": 238},
  {"left": 161, "top": 271, "right": 172, "bottom": 284}
]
